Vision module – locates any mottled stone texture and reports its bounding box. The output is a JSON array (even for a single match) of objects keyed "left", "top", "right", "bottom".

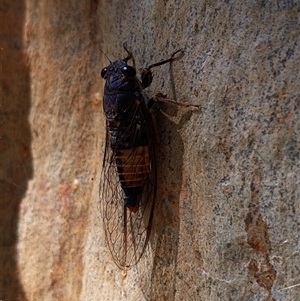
[{"left": 1, "top": 0, "right": 299, "bottom": 300}]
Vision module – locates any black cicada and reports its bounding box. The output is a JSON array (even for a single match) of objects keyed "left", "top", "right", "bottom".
[{"left": 99, "top": 45, "right": 186, "bottom": 269}]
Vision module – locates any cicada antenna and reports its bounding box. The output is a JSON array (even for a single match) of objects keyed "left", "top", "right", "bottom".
[
  {"left": 100, "top": 48, "right": 112, "bottom": 64},
  {"left": 123, "top": 43, "right": 134, "bottom": 64}
]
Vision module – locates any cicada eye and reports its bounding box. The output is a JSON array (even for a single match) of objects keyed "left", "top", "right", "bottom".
[
  {"left": 101, "top": 67, "right": 108, "bottom": 79},
  {"left": 121, "top": 65, "right": 136, "bottom": 77}
]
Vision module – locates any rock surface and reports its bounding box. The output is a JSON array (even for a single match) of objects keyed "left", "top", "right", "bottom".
[{"left": 1, "top": 1, "right": 299, "bottom": 300}]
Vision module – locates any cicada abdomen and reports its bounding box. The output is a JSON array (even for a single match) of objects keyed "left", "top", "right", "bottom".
[
  {"left": 99, "top": 45, "right": 185, "bottom": 269},
  {"left": 116, "top": 145, "right": 151, "bottom": 211}
]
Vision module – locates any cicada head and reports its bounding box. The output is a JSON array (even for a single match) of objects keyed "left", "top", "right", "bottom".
[{"left": 101, "top": 59, "right": 138, "bottom": 93}]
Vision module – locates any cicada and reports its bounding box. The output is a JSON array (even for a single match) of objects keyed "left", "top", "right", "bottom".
[{"left": 99, "top": 45, "right": 187, "bottom": 269}]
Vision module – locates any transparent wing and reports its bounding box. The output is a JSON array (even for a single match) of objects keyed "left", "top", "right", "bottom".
[{"left": 99, "top": 108, "right": 156, "bottom": 269}]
